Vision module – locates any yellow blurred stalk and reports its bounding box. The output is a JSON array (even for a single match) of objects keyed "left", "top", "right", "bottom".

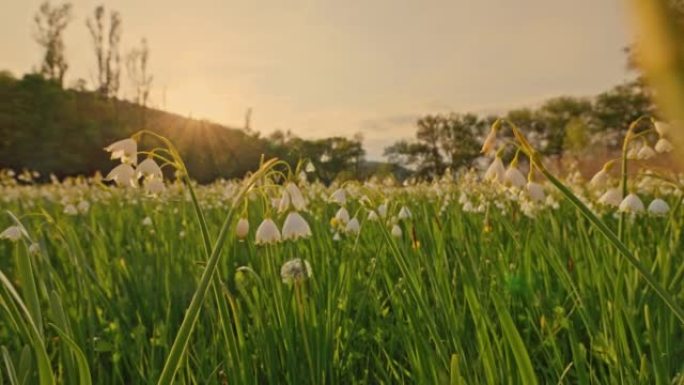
[{"left": 629, "top": 0, "right": 684, "bottom": 163}]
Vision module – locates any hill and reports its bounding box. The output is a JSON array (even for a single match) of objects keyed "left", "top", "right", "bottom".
[{"left": 0, "top": 71, "right": 402, "bottom": 183}]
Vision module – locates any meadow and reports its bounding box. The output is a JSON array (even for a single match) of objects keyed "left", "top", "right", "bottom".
[{"left": 0, "top": 122, "right": 683, "bottom": 385}]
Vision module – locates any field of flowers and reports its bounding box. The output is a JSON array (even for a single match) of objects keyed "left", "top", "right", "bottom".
[{"left": 0, "top": 121, "right": 683, "bottom": 384}]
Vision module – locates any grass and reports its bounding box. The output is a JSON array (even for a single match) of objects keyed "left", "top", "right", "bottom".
[{"left": 0, "top": 167, "right": 682, "bottom": 384}]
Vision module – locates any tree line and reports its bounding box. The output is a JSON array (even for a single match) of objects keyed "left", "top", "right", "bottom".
[{"left": 384, "top": 80, "right": 654, "bottom": 178}]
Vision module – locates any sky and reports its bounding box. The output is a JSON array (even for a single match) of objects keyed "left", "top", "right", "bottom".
[{"left": 1, "top": 0, "right": 633, "bottom": 159}]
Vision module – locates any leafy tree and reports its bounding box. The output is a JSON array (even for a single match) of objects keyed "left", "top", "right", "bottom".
[
  {"left": 536, "top": 96, "right": 592, "bottom": 155},
  {"left": 385, "top": 114, "right": 486, "bottom": 178}
]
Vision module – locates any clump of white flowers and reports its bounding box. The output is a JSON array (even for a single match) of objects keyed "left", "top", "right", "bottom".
[{"left": 103, "top": 137, "right": 166, "bottom": 194}]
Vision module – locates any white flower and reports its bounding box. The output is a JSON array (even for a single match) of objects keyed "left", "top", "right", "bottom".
[
  {"left": 391, "top": 224, "right": 402, "bottom": 238},
  {"left": 618, "top": 193, "right": 645, "bottom": 213},
  {"left": 589, "top": 169, "right": 610, "bottom": 189},
  {"left": 655, "top": 138, "right": 673, "bottom": 153},
  {"left": 236, "top": 217, "right": 249, "bottom": 239},
  {"left": 598, "top": 188, "right": 623, "bottom": 207},
  {"left": 526, "top": 182, "right": 545, "bottom": 202},
  {"left": 142, "top": 216, "right": 153, "bottom": 226},
  {"left": 648, "top": 198, "right": 669, "bottom": 215},
  {"left": 636, "top": 145, "right": 656, "bottom": 160},
  {"left": 481, "top": 127, "right": 498, "bottom": 155},
  {"left": 654, "top": 121, "right": 671, "bottom": 137},
  {"left": 398, "top": 206, "right": 412, "bottom": 220},
  {"left": 334, "top": 207, "right": 350, "bottom": 224},
  {"left": 145, "top": 179, "right": 165, "bottom": 195},
  {"left": 504, "top": 166, "right": 526, "bottom": 188},
  {"left": 330, "top": 188, "right": 346, "bottom": 205},
  {"left": 305, "top": 162, "right": 316, "bottom": 173},
  {"left": 345, "top": 217, "right": 360, "bottom": 234},
  {"left": 280, "top": 258, "right": 312, "bottom": 284},
  {"left": 333, "top": 232, "right": 341, "bottom": 241},
  {"left": 298, "top": 171, "right": 307, "bottom": 184},
  {"left": 484, "top": 157, "right": 505, "bottom": 183},
  {"left": 64, "top": 204, "right": 78, "bottom": 216},
  {"left": 136, "top": 158, "right": 163, "bottom": 180},
  {"left": 104, "top": 138, "right": 137, "bottom": 165},
  {"left": 285, "top": 182, "right": 307, "bottom": 211},
  {"left": 277, "top": 190, "right": 291, "bottom": 213},
  {"left": 255, "top": 218, "right": 281, "bottom": 244},
  {"left": 367, "top": 210, "right": 379, "bottom": 221},
  {"left": 105, "top": 164, "right": 137, "bottom": 187},
  {"left": 0, "top": 226, "right": 22, "bottom": 242},
  {"left": 377, "top": 203, "right": 388, "bottom": 218},
  {"left": 29, "top": 243, "right": 40, "bottom": 255},
  {"left": 282, "top": 212, "right": 312, "bottom": 240},
  {"left": 77, "top": 200, "right": 90, "bottom": 214}
]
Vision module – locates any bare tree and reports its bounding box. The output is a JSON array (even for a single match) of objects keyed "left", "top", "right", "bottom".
[
  {"left": 33, "top": 1, "right": 73, "bottom": 86},
  {"left": 87, "top": 5, "right": 122, "bottom": 98},
  {"left": 125, "top": 38, "right": 153, "bottom": 107}
]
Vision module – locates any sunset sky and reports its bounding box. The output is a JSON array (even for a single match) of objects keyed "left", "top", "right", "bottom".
[{"left": 1, "top": 0, "right": 633, "bottom": 159}]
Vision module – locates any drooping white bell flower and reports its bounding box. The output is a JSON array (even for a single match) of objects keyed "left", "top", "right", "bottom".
[
  {"left": 526, "top": 182, "right": 545, "bottom": 202},
  {"left": 654, "top": 121, "right": 671, "bottom": 137},
  {"left": 648, "top": 198, "right": 669, "bottom": 215},
  {"left": 285, "top": 182, "right": 307, "bottom": 211},
  {"left": 367, "top": 210, "right": 379, "bottom": 221},
  {"left": 504, "top": 166, "right": 526, "bottom": 188},
  {"left": 598, "top": 188, "right": 623, "bottom": 207},
  {"left": 330, "top": 188, "right": 346, "bottom": 205},
  {"left": 280, "top": 258, "right": 313, "bottom": 284},
  {"left": 105, "top": 164, "right": 137, "bottom": 187},
  {"left": 29, "top": 243, "right": 40, "bottom": 255},
  {"left": 0, "top": 225, "right": 22, "bottom": 242},
  {"left": 282, "top": 211, "right": 312, "bottom": 240},
  {"left": 142, "top": 216, "right": 153, "bottom": 226},
  {"left": 655, "top": 138, "right": 673, "bottom": 153},
  {"left": 298, "top": 171, "right": 307, "bottom": 184},
  {"left": 255, "top": 218, "right": 281, "bottom": 244},
  {"left": 626, "top": 145, "right": 640, "bottom": 159},
  {"left": 391, "top": 224, "right": 402, "bottom": 238},
  {"left": 77, "top": 200, "right": 90, "bottom": 214},
  {"left": 484, "top": 157, "right": 505, "bottom": 183},
  {"left": 63, "top": 204, "right": 78, "bottom": 216},
  {"left": 618, "top": 193, "right": 645, "bottom": 213},
  {"left": 277, "top": 190, "right": 291, "bottom": 213},
  {"left": 305, "top": 161, "right": 316, "bottom": 173},
  {"left": 398, "top": 206, "right": 412, "bottom": 220},
  {"left": 104, "top": 138, "right": 138, "bottom": 165},
  {"left": 345, "top": 217, "right": 361, "bottom": 235},
  {"left": 480, "top": 126, "right": 498, "bottom": 155},
  {"left": 136, "top": 158, "right": 163, "bottom": 180},
  {"left": 236, "top": 217, "right": 249, "bottom": 239},
  {"left": 636, "top": 145, "right": 656, "bottom": 160},
  {"left": 377, "top": 203, "right": 388, "bottom": 218},
  {"left": 334, "top": 207, "right": 350, "bottom": 224},
  {"left": 145, "top": 179, "right": 165, "bottom": 195},
  {"left": 589, "top": 168, "right": 610, "bottom": 189}
]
